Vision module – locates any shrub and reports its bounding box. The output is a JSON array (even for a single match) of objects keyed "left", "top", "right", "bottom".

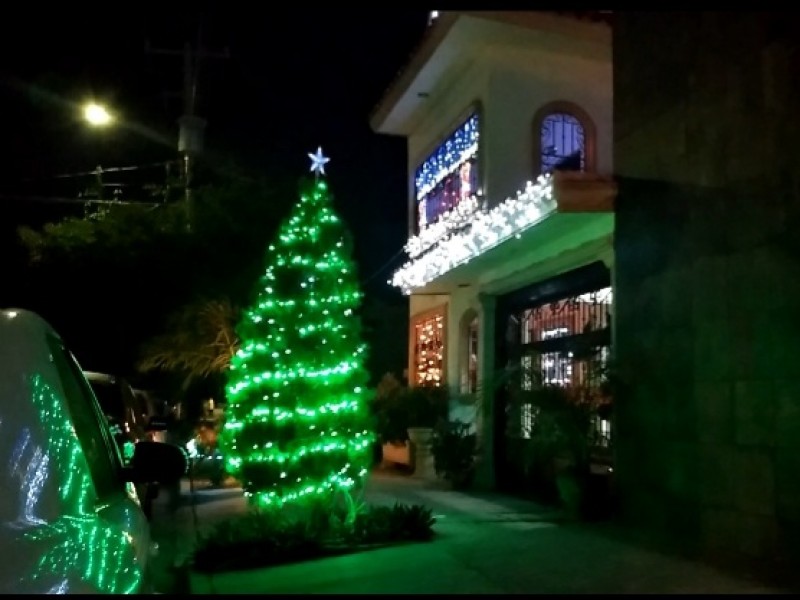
[
  {"left": 371, "top": 375, "right": 450, "bottom": 443},
  {"left": 191, "top": 501, "right": 436, "bottom": 573},
  {"left": 430, "top": 420, "right": 478, "bottom": 489},
  {"left": 193, "top": 512, "right": 322, "bottom": 572},
  {"left": 352, "top": 503, "right": 436, "bottom": 544}
]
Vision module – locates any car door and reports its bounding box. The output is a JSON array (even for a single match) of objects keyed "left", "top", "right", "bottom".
[{"left": 45, "top": 335, "right": 153, "bottom": 593}]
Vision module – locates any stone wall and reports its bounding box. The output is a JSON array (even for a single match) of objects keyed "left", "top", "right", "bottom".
[{"left": 613, "top": 12, "right": 800, "bottom": 562}]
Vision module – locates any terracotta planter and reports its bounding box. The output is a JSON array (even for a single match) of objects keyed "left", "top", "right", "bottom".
[
  {"left": 381, "top": 441, "right": 411, "bottom": 466},
  {"left": 407, "top": 427, "right": 436, "bottom": 479}
]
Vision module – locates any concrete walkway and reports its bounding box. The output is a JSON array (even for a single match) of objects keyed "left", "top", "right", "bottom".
[{"left": 151, "top": 471, "right": 790, "bottom": 594}]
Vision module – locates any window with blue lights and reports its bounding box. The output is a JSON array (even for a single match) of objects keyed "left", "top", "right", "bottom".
[
  {"left": 414, "top": 113, "right": 480, "bottom": 233},
  {"left": 540, "top": 113, "right": 585, "bottom": 173}
]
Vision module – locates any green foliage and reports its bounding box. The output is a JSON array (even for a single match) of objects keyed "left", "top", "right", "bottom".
[
  {"left": 405, "top": 384, "right": 450, "bottom": 428},
  {"left": 18, "top": 202, "right": 188, "bottom": 265},
  {"left": 430, "top": 419, "right": 478, "bottom": 489},
  {"left": 520, "top": 385, "right": 594, "bottom": 472},
  {"left": 18, "top": 218, "right": 95, "bottom": 264},
  {"left": 192, "top": 501, "right": 436, "bottom": 573},
  {"left": 12, "top": 167, "right": 293, "bottom": 392},
  {"left": 10, "top": 160, "right": 403, "bottom": 421},
  {"left": 371, "top": 373, "right": 410, "bottom": 443},
  {"left": 486, "top": 348, "right": 612, "bottom": 473},
  {"left": 193, "top": 511, "right": 322, "bottom": 573},
  {"left": 371, "top": 374, "right": 450, "bottom": 443},
  {"left": 137, "top": 298, "right": 239, "bottom": 379},
  {"left": 351, "top": 503, "right": 436, "bottom": 544}
]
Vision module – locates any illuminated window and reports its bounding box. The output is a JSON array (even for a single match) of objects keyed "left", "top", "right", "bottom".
[
  {"left": 517, "top": 285, "right": 612, "bottom": 442},
  {"left": 414, "top": 112, "right": 480, "bottom": 233},
  {"left": 411, "top": 309, "right": 446, "bottom": 387},
  {"left": 520, "top": 404, "right": 535, "bottom": 439},
  {"left": 593, "top": 416, "right": 612, "bottom": 447},
  {"left": 521, "top": 287, "right": 612, "bottom": 347},
  {"left": 511, "top": 264, "right": 612, "bottom": 449},
  {"left": 533, "top": 102, "right": 596, "bottom": 176},
  {"left": 540, "top": 113, "right": 585, "bottom": 173}
]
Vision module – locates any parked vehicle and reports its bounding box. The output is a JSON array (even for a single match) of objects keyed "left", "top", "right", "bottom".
[
  {"left": 84, "top": 372, "right": 151, "bottom": 452},
  {"left": 0, "top": 308, "right": 187, "bottom": 593},
  {"left": 186, "top": 420, "right": 227, "bottom": 487},
  {"left": 84, "top": 372, "right": 171, "bottom": 518},
  {"left": 134, "top": 389, "right": 168, "bottom": 443}
]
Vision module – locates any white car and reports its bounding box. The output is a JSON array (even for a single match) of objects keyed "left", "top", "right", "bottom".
[{"left": 0, "top": 309, "right": 186, "bottom": 593}]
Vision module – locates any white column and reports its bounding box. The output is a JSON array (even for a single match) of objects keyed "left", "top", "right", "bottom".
[{"left": 473, "top": 292, "right": 497, "bottom": 490}]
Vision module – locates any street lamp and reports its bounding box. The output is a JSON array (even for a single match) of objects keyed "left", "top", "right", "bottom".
[
  {"left": 79, "top": 98, "right": 197, "bottom": 231},
  {"left": 83, "top": 102, "right": 113, "bottom": 127}
]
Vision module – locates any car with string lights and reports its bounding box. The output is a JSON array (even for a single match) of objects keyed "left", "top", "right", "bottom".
[
  {"left": 83, "top": 371, "right": 170, "bottom": 518},
  {"left": 0, "top": 308, "right": 187, "bottom": 593},
  {"left": 84, "top": 372, "right": 149, "bottom": 457}
]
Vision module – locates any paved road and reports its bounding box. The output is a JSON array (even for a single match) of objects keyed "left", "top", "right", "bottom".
[{"left": 150, "top": 472, "right": 790, "bottom": 595}]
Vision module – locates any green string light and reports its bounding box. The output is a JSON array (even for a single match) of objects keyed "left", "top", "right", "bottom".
[
  {"left": 22, "top": 374, "right": 142, "bottom": 593},
  {"left": 221, "top": 176, "right": 375, "bottom": 509}
]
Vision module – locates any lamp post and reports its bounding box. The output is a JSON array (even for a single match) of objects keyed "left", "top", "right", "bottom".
[
  {"left": 80, "top": 100, "right": 196, "bottom": 229},
  {"left": 178, "top": 115, "right": 205, "bottom": 233},
  {"left": 81, "top": 103, "right": 114, "bottom": 211}
]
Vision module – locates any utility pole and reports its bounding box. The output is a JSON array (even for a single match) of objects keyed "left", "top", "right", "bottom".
[{"left": 145, "top": 25, "right": 229, "bottom": 232}]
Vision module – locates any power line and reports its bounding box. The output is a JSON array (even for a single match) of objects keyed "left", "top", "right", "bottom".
[
  {"left": 19, "top": 160, "right": 180, "bottom": 183},
  {"left": 0, "top": 194, "right": 160, "bottom": 207},
  {"left": 361, "top": 246, "right": 407, "bottom": 286},
  {"left": 146, "top": 17, "right": 230, "bottom": 233}
]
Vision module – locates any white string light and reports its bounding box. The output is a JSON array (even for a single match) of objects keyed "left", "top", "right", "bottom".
[
  {"left": 390, "top": 174, "right": 556, "bottom": 294},
  {"left": 406, "top": 194, "right": 480, "bottom": 259}
]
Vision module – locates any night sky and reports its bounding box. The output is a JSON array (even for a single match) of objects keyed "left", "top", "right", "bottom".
[
  {"left": 0, "top": 6, "right": 428, "bottom": 282},
  {"left": 0, "top": 6, "right": 429, "bottom": 380}
]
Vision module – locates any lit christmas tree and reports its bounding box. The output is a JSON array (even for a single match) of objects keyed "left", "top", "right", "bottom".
[{"left": 221, "top": 148, "right": 374, "bottom": 509}]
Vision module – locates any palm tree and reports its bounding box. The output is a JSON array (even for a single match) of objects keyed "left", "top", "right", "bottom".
[{"left": 137, "top": 298, "right": 239, "bottom": 380}]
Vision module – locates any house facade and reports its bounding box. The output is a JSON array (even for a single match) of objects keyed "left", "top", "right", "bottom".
[{"left": 371, "top": 11, "right": 617, "bottom": 491}]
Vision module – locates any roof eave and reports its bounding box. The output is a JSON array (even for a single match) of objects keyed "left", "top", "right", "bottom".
[
  {"left": 369, "top": 11, "right": 613, "bottom": 136},
  {"left": 369, "top": 12, "right": 460, "bottom": 135}
]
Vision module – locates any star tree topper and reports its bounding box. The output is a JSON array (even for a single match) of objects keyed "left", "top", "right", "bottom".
[{"left": 308, "top": 146, "right": 330, "bottom": 178}]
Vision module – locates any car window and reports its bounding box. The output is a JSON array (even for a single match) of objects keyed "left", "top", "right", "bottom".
[
  {"left": 47, "top": 336, "right": 125, "bottom": 500},
  {"left": 133, "top": 391, "right": 150, "bottom": 416},
  {"left": 120, "top": 381, "right": 145, "bottom": 431},
  {"left": 88, "top": 379, "right": 125, "bottom": 424}
]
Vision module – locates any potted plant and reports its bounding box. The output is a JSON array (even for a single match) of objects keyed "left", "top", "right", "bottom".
[
  {"left": 371, "top": 378, "right": 449, "bottom": 477},
  {"left": 549, "top": 396, "right": 593, "bottom": 520},
  {"left": 371, "top": 373, "right": 412, "bottom": 467},
  {"left": 403, "top": 384, "right": 449, "bottom": 479},
  {"left": 430, "top": 419, "right": 478, "bottom": 489},
  {"left": 508, "top": 382, "right": 593, "bottom": 518}
]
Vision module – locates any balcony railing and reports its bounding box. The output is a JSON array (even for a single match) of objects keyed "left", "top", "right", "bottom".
[
  {"left": 390, "top": 171, "right": 617, "bottom": 294},
  {"left": 391, "top": 174, "right": 557, "bottom": 293}
]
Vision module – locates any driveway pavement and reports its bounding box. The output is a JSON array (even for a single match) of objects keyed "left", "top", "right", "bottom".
[{"left": 149, "top": 471, "right": 792, "bottom": 594}]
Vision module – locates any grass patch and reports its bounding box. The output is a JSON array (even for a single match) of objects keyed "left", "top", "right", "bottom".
[{"left": 191, "top": 502, "right": 436, "bottom": 573}]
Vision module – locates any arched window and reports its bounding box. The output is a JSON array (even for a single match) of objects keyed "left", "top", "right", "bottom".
[{"left": 532, "top": 101, "right": 596, "bottom": 176}]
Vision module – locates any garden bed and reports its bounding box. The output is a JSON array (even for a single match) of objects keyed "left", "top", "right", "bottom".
[{"left": 190, "top": 502, "right": 436, "bottom": 574}]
